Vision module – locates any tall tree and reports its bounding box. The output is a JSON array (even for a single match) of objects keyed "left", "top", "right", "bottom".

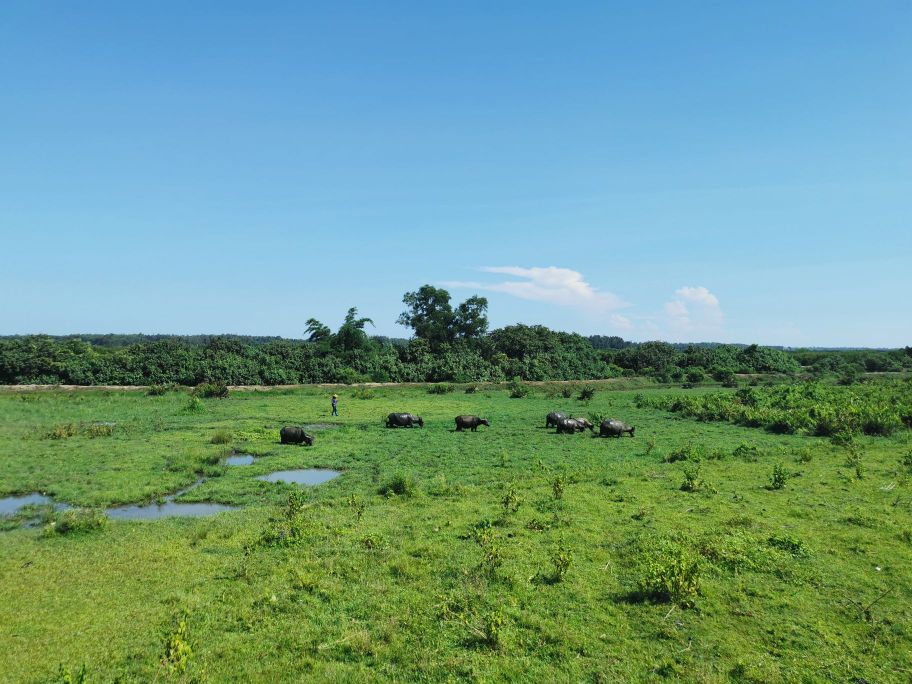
[
  {"left": 397, "top": 285, "right": 456, "bottom": 347},
  {"left": 453, "top": 295, "right": 489, "bottom": 339},
  {"left": 304, "top": 318, "right": 332, "bottom": 343},
  {"left": 332, "top": 307, "right": 375, "bottom": 353}
]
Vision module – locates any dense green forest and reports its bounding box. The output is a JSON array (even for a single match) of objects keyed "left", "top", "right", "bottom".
[{"left": 1, "top": 285, "right": 910, "bottom": 386}]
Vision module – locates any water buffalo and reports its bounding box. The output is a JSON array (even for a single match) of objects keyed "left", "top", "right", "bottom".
[
  {"left": 600, "top": 419, "right": 635, "bottom": 438},
  {"left": 386, "top": 413, "right": 424, "bottom": 428},
  {"left": 280, "top": 426, "right": 314, "bottom": 445},
  {"left": 556, "top": 417, "right": 587, "bottom": 434},
  {"left": 546, "top": 411, "right": 567, "bottom": 428},
  {"left": 455, "top": 415, "right": 490, "bottom": 431}
]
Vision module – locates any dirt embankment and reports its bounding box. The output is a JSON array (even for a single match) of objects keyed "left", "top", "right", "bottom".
[{"left": 0, "top": 378, "right": 640, "bottom": 393}]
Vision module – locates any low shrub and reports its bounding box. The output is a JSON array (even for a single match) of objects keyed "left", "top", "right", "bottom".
[
  {"left": 351, "top": 386, "right": 376, "bottom": 400},
  {"left": 680, "top": 464, "right": 707, "bottom": 492},
  {"left": 182, "top": 396, "right": 205, "bottom": 413},
  {"left": 210, "top": 430, "right": 232, "bottom": 445},
  {"left": 588, "top": 412, "right": 607, "bottom": 428},
  {"left": 732, "top": 442, "right": 761, "bottom": 461},
  {"left": 46, "top": 508, "right": 107, "bottom": 536},
  {"left": 767, "top": 534, "right": 808, "bottom": 557},
  {"left": 508, "top": 377, "right": 530, "bottom": 399},
  {"left": 378, "top": 474, "right": 416, "bottom": 497},
  {"left": 46, "top": 423, "right": 78, "bottom": 440},
  {"left": 147, "top": 384, "right": 176, "bottom": 396},
  {"left": 193, "top": 382, "right": 229, "bottom": 399},
  {"left": 427, "top": 383, "right": 454, "bottom": 395},
  {"left": 501, "top": 486, "right": 521, "bottom": 515},
  {"left": 578, "top": 385, "right": 597, "bottom": 401},
  {"left": 665, "top": 444, "right": 702, "bottom": 463},
  {"left": 636, "top": 536, "right": 702, "bottom": 607},
  {"left": 768, "top": 463, "right": 788, "bottom": 490},
  {"left": 552, "top": 475, "right": 566, "bottom": 500},
  {"left": 901, "top": 451, "right": 912, "bottom": 469},
  {"left": 84, "top": 423, "right": 114, "bottom": 438},
  {"left": 163, "top": 619, "right": 193, "bottom": 674},
  {"left": 549, "top": 538, "right": 573, "bottom": 582}
]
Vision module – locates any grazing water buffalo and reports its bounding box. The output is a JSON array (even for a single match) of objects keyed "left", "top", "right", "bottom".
[
  {"left": 280, "top": 426, "right": 314, "bottom": 445},
  {"left": 556, "top": 417, "right": 588, "bottom": 434},
  {"left": 546, "top": 411, "right": 567, "bottom": 428},
  {"left": 455, "top": 415, "right": 490, "bottom": 432},
  {"left": 386, "top": 413, "right": 424, "bottom": 428},
  {"left": 600, "top": 419, "right": 635, "bottom": 438}
]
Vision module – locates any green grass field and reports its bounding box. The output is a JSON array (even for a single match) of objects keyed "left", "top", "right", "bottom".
[{"left": 1, "top": 384, "right": 911, "bottom": 682}]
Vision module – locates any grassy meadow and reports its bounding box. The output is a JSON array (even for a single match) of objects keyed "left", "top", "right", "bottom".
[{"left": 1, "top": 382, "right": 911, "bottom": 682}]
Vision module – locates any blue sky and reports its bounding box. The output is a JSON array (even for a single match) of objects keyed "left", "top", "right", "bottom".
[{"left": 1, "top": 1, "right": 909, "bottom": 346}]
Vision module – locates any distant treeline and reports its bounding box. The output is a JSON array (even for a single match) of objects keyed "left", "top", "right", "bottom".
[
  {"left": 1, "top": 284, "right": 909, "bottom": 386},
  {"left": 2, "top": 333, "right": 909, "bottom": 387}
]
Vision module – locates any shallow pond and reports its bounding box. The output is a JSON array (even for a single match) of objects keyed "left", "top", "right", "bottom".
[
  {"left": 0, "top": 493, "right": 69, "bottom": 516},
  {"left": 225, "top": 454, "right": 255, "bottom": 466},
  {"left": 106, "top": 500, "right": 235, "bottom": 520},
  {"left": 257, "top": 469, "right": 341, "bottom": 486},
  {"left": 106, "top": 480, "right": 235, "bottom": 520}
]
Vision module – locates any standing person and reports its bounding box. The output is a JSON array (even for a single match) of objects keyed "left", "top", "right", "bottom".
[{"left": 331, "top": 394, "right": 338, "bottom": 417}]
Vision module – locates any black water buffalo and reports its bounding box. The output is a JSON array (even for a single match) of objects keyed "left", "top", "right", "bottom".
[
  {"left": 280, "top": 426, "right": 314, "bottom": 445},
  {"left": 455, "top": 415, "right": 490, "bottom": 431},
  {"left": 386, "top": 413, "right": 424, "bottom": 428},
  {"left": 556, "top": 417, "right": 587, "bottom": 434},
  {"left": 546, "top": 411, "right": 567, "bottom": 428},
  {"left": 600, "top": 419, "right": 635, "bottom": 438}
]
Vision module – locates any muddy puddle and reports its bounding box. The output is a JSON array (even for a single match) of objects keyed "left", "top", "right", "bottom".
[{"left": 225, "top": 454, "right": 255, "bottom": 466}]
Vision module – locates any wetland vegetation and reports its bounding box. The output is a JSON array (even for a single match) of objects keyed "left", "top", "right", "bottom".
[{"left": 2, "top": 379, "right": 911, "bottom": 681}]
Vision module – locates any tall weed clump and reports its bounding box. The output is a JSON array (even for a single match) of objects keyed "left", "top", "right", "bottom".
[
  {"left": 378, "top": 473, "right": 416, "bottom": 498},
  {"left": 210, "top": 430, "right": 232, "bottom": 445},
  {"left": 45, "top": 508, "right": 108, "bottom": 536},
  {"left": 636, "top": 536, "right": 702, "bottom": 607}
]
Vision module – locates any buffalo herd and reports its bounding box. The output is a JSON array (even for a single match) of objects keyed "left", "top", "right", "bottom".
[{"left": 281, "top": 410, "right": 633, "bottom": 445}]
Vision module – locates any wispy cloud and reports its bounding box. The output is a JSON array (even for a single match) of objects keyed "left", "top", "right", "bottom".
[
  {"left": 442, "top": 266, "right": 628, "bottom": 314},
  {"left": 664, "top": 286, "right": 723, "bottom": 333}
]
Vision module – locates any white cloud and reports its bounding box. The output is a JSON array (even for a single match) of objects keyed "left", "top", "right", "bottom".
[
  {"left": 664, "top": 286, "right": 723, "bottom": 333},
  {"left": 442, "top": 266, "right": 628, "bottom": 314}
]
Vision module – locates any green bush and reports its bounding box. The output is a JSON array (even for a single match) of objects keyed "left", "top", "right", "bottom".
[
  {"left": 665, "top": 444, "right": 702, "bottom": 463},
  {"left": 183, "top": 396, "right": 205, "bottom": 413},
  {"left": 768, "top": 463, "right": 788, "bottom": 490},
  {"left": 46, "top": 508, "right": 107, "bottom": 536},
  {"left": 636, "top": 537, "right": 702, "bottom": 607},
  {"left": 427, "top": 383, "right": 454, "bottom": 395},
  {"left": 508, "top": 376, "right": 530, "bottom": 398},
  {"left": 193, "top": 382, "right": 229, "bottom": 399},
  {"left": 680, "top": 464, "right": 706, "bottom": 492},
  {"left": 147, "top": 383, "right": 178, "bottom": 396},
  {"left": 578, "top": 385, "right": 596, "bottom": 401},
  {"left": 352, "top": 386, "right": 376, "bottom": 400},
  {"left": 379, "top": 474, "right": 416, "bottom": 497}
]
